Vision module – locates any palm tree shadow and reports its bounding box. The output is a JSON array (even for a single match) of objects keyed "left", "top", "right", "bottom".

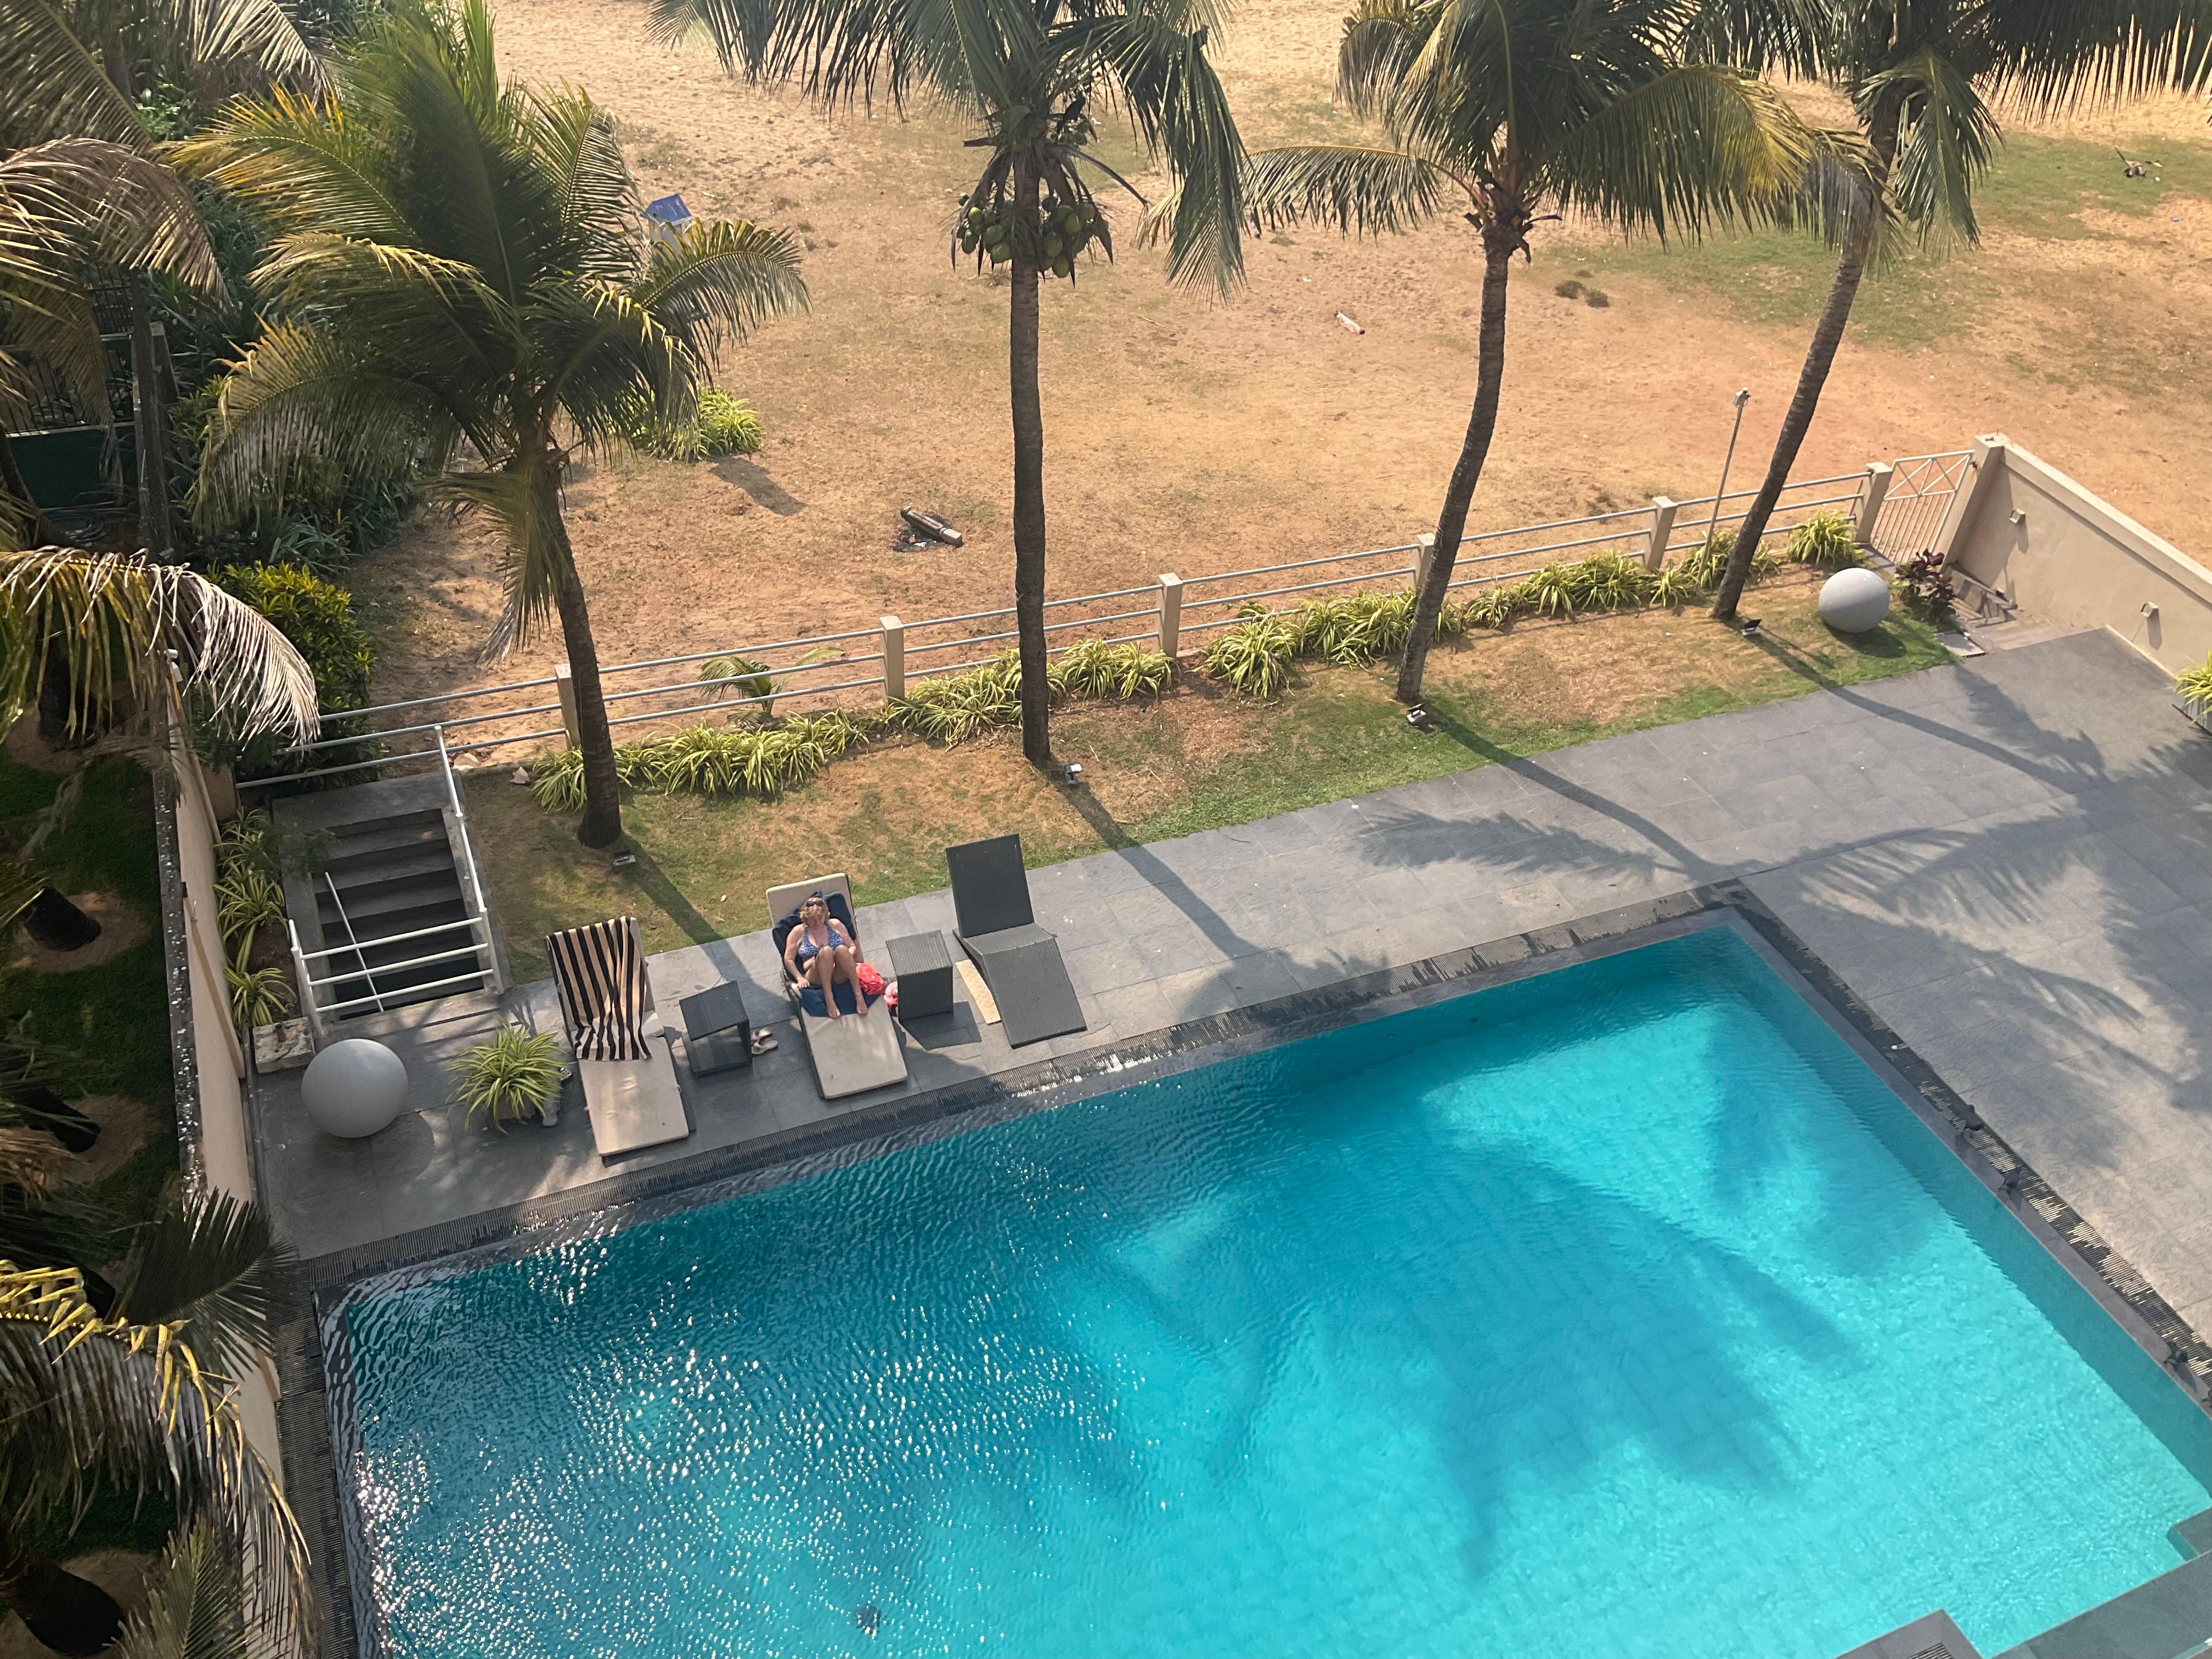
[
  {"left": 617, "top": 841, "right": 747, "bottom": 979},
  {"left": 712, "top": 456, "right": 806, "bottom": 516}
]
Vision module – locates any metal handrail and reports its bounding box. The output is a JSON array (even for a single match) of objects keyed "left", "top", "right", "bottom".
[
  {"left": 320, "top": 872, "right": 386, "bottom": 1017},
  {"left": 297, "top": 915, "right": 484, "bottom": 959},
  {"left": 433, "top": 724, "right": 499, "bottom": 989},
  {"left": 303, "top": 940, "right": 486, "bottom": 990}
]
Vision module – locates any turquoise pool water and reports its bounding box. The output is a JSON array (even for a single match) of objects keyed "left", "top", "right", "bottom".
[{"left": 340, "top": 928, "right": 2212, "bottom": 1658}]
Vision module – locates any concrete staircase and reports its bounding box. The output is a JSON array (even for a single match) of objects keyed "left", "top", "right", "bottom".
[{"left": 274, "top": 774, "right": 505, "bottom": 1029}]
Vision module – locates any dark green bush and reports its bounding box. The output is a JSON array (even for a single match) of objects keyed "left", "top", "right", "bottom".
[{"left": 206, "top": 562, "right": 376, "bottom": 783}]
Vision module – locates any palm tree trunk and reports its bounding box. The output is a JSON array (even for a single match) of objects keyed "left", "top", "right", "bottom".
[
  {"left": 0, "top": 1515, "right": 124, "bottom": 1656},
  {"left": 532, "top": 454, "right": 623, "bottom": 848},
  {"left": 1396, "top": 219, "right": 1516, "bottom": 704},
  {"left": 1008, "top": 155, "right": 1052, "bottom": 768},
  {"left": 1712, "top": 111, "right": 1901, "bottom": 622}
]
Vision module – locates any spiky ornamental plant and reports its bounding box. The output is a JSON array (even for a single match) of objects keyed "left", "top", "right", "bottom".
[
  {"left": 179, "top": 0, "right": 809, "bottom": 848},
  {"left": 653, "top": 0, "right": 1246, "bottom": 768},
  {"left": 1698, "top": 0, "right": 2212, "bottom": 622},
  {"left": 1225, "top": 0, "right": 1839, "bottom": 703}
]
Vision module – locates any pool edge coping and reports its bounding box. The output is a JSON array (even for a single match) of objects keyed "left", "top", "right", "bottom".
[{"left": 278, "top": 879, "right": 2212, "bottom": 1659}]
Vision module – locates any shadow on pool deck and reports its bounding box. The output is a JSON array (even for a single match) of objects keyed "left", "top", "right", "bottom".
[{"left": 253, "top": 631, "right": 2212, "bottom": 1350}]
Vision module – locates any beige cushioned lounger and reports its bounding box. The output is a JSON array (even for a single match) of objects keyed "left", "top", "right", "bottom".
[{"left": 766, "top": 874, "right": 909, "bottom": 1100}]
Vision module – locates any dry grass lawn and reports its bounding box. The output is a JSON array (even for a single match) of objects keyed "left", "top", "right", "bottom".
[{"left": 340, "top": 0, "right": 2212, "bottom": 715}]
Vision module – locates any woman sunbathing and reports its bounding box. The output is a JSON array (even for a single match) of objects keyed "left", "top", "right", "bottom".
[{"left": 783, "top": 892, "right": 860, "bottom": 1019}]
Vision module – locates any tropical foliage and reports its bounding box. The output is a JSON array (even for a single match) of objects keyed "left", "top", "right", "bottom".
[
  {"left": 450, "top": 1024, "right": 563, "bottom": 1129},
  {"left": 0, "top": 549, "right": 318, "bottom": 748},
  {"left": 180, "top": 0, "right": 808, "bottom": 848},
  {"left": 0, "top": 1192, "right": 307, "bottom": 1656},
  {"left": 2178, "top": 653, "right": 2212, "bottom": 708},
  {"left": 654, "top": 0, "right": 1246, "bottom": 765},
  {"left": 1702, "top": 0, "right": 2212, "bottom": 618},
  {"left": 1232, "top": 0, "right": 1836, "bottom": 702},
  {"left": 1785, "top": 509, "right": 1860, "bottom": 568}
]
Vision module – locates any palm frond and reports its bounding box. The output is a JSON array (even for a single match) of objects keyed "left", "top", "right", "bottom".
[
  {"left": 525, "top": 86, "right": 640, "bottom": 281},
  {"left": 0, "top": 0, "right": 138, "bottom": 146},
  {"left": 0, "top": 139, "right": 223, "bottom": 299},
  {"left": 629, "top": 217, "right": 809, "bottom": 358},
  {"left": 0, "top": 1124, "right": 68, "bottom": 1197},
  {"left": 1542, "top": 63, "right": 1826, "bottom": 241},
  {"left": 1972, "top": 0, "right": 2212, "bottom": 109},
  {"left": 1059, "top": 10, "right": 1246, "bottom": 290},
  {"left": 0, "top": 1263, "right": 311, "bottom": 1659},
  {"left": 192, "top": 321, "right": 464, "bottom": 527},
  {"left": 111, "top": 1190, "right": 295, "bottom": 1384},
  {"left": 167, "top": 0, "right": 329, "bottom": 92},
  {"left": 173, "top": 86, "right": 417, "bottom": 246},
  {"left": 429, "top": 463, "right": 569, "bottom": 655},
  {"left": 1867, "top": 45, "right": 1997, "bottom": 244},
  {"left": 1240, "top": 142, "right": 1462, "bottom": 235},
  {"left": 1336, "top": 0, "right": 1426, "bottom": 116},
  {"left": 1671, "top": 0, "right": 1829, "bottom": 77},
  {"left": 0, "top": 550, "right": 320, "bottom": 744},
  {"left": 115, "top": 1524, "right": 252, "bottom": 1659}
]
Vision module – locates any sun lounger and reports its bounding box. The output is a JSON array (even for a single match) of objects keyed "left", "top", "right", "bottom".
[
  {"left": 944, "top": 834, "right": 1086, "bottom": 1047},
  {"left": 545, "top": 916, "right": 690, "bottom": 1156},
  {"left": 766, "top": 874, "right": 909, "bottom": 1099}
]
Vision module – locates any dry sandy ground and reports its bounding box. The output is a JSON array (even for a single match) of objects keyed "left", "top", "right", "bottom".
[{"left": 346, "top": 0, "right": 2212, "bottom": 704}]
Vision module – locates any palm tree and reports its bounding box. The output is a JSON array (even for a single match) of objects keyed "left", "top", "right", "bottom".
[
  {"left": 0, "top": 1195, "right": 307, "bottom": 1657},
  {"left": 180, "top": 0, "right": 808, "bottom": 847},
  {"left": 0, "top": 0, "right": 324, "bottom": 549},
  {"left": 1703, "top": 0, "right": 2212, "bottom": 621},
  {"left": 1233, "top": 0, "right": 1835, "bottom": 703},
  {"left": 652, "top": 0, "right": 1246, "bottom": 766}
]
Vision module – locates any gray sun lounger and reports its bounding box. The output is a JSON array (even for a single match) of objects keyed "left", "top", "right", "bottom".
[
  {"left": 945, "top": 834, "right": 1086, "bottom": 1047},
  {"left": 545, "top": 916, "right": 690, "bottom": 1157},
  {"left": 766, "top": 873, "right": 909, "bottom": 1099}
]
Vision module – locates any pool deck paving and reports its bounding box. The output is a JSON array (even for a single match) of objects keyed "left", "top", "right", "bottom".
[{"left": 260, "top": 628, "right": 2212, "bottom": 1356}]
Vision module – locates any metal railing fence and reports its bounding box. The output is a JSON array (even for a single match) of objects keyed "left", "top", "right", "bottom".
[{"left": 240, "top": 451, "right": 1971, "bottom": 791}]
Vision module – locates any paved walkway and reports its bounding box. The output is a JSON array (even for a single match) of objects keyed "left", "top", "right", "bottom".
[{"left": 261, "top": 630, "right": 2212, "bottom": 1335}]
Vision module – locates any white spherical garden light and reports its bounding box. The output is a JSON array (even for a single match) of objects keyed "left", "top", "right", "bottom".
[
  {"left": 301, "top": 1037, "right": 409, "bottom": 1138},
  {"left": 1818, "top": 566, "right": 1892, "bottom": 634}
]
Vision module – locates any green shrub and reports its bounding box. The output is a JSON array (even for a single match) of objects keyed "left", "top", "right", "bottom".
[
  {"left": 1568, "top": 551, "right": 1652, "bottom": 611},
  {"left": 695, "top": 391, "right": 765, "bottom": 457},
  {"left": 1053, "top": 640, "right": 1173, "bottom": 700},
  {"left": 1516, "top": 562, "right": 1581, "bottom": 619},
  {"left": 1786, "top": 510, "right": 1860, "bottom": 569},
  {"left": 1452, "top": 584, "right": 1522, "bottom": 630},
  {"left": 213, "top": 562, "right": 373, "bottom": 709},
  {"left": 2178, "top": 653, "right": 2212, "bottom": 707},
  {"left": 1647, "top": 562, "right": 1707, "bottom": 607},
  {"left": 208, "top": 562, "right": 378, "bottom": 783},
  {"left": 627, "top": 390, "right": 767, "bottom": 460},
  {"left": 1893, "top": 550, "right": 1956, "bottom": 625},
  {"left": 450, "top": 1023, "right": 564, "bottom": 1130},
  {"left": 893, "top": 652, "right": 1024, "bottom": 743},
  {"left": 225, "top": 960, "right": 292, "bottom": 1030},
  {"left": 1201, "top": 612, "right": 1296, "bottom": 697},
  {"left": 215, "top": 865, "right": 285, "bottom": 953},
  {"left": 698, "top": 654, "right": 777, "bottom": 718},
  {"left": 527, "top": 741, "right": 665, "bottom": 812},
  {"left": 1675, "top": 527, "right": 1780, "bottom": 590}
]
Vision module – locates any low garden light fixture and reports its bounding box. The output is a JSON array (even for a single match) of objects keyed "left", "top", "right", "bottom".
[
  {"left": 1739, "top": 617, "right": 1762, "bottom": 637},
  {"left": 1406, "top": 704, "right": 1434, "bottom": 730},
  {"left": 1063, "top": 762, "right": 1085, "bottom": 784}
]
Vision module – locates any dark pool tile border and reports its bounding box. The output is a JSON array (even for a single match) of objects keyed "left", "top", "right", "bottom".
[{"left": 278, "top": 879, "right": 2212, "bottom": 1659}]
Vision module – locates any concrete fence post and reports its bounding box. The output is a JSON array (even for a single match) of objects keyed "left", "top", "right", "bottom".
[
  {"left": 1853, "top": 462, "right": 1894, "bottom": 548},
  {"left": 1644, "top": 497, "right": 1679, "bottom": 572},
  {"left": 1414, "top": 532, "right": 1437, "bottom": 593},
  {"left": 881, "top": 616, "right": 905, "bottom": 701},
  {"left": 554, "top": 662, "right": 580, "bottom": 751},
  {"left": 1932, "top": 436, "right": 2007, "bottom": 568},
  {"left": 1157, "top": 573, "right": 1183, "bottom": 658}
]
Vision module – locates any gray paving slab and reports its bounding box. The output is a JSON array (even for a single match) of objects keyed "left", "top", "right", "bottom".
[{"left": 258, "top": 630, "right": 2212, "bottom": 1361}]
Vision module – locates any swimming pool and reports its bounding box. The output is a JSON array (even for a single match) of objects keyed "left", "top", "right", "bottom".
[{"left": 335, "top": 925, "right": 2212, "bottom": 1657}]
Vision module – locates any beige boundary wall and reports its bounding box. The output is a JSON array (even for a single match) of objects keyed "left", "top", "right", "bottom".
[
  {"left": 156, "top": 741, "right": 284, "bottom": 1487},
  {"left": 1941, "top": 433, "right": 2212, "bottom": 676}
]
